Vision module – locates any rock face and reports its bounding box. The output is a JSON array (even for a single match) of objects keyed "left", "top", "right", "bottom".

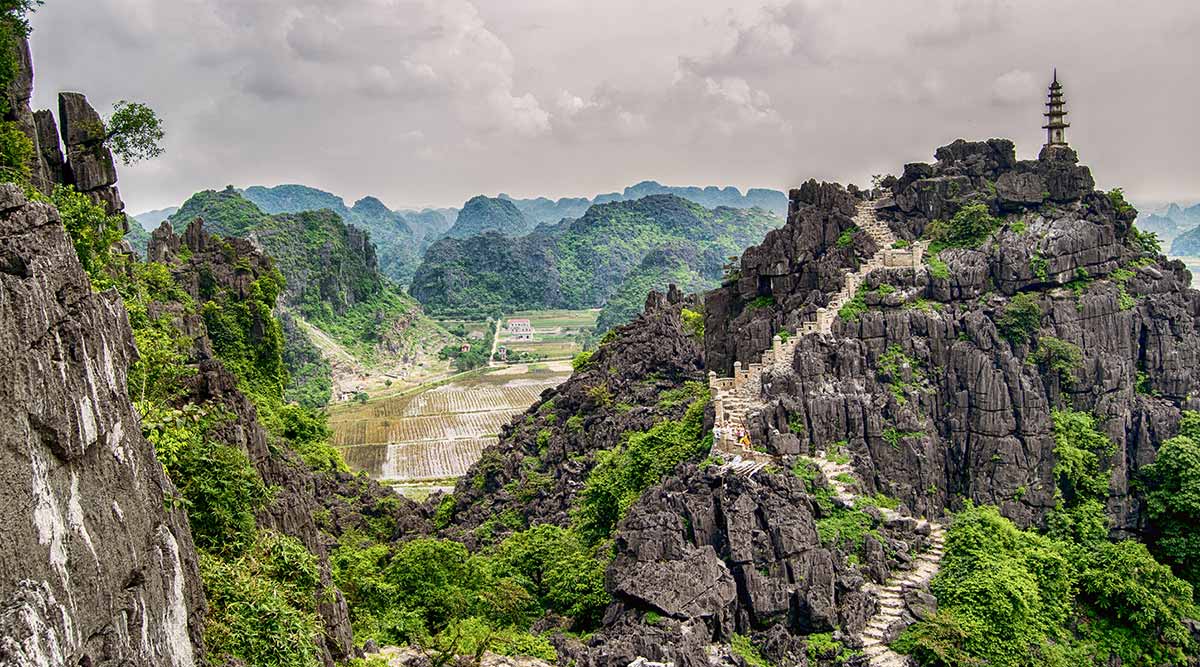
[
  {"left": 708, "top": 139, "right": 1195, "bottom": 534},
  {"left": 0, "top": 184, "right": 205, "bottom": 666}
]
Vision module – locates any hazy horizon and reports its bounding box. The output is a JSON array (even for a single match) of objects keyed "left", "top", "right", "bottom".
[{"left": 28, "top": 0, "right": 1200, "bottom": 214}]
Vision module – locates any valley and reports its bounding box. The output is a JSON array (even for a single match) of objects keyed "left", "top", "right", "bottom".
[
  {"left": 323, "top": 309, "right": 597, "bottom": 496},
  {"left": 329, "top": 361, "right": 572, "bottom": 499}
]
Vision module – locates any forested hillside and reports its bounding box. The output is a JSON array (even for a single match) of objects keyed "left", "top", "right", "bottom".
[
  {"left": 242, "top": 183, "right": 449, "bottom": 283},
  {"left": 411, "top": 194, "right": 780, "bottom": 323},
  {"left": 166, "top": 187, "right": 451, "bottom": 404}
]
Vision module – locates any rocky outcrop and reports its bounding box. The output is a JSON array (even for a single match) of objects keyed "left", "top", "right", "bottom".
[
  {"left": 704, "top": 182, "right": 875, "bottom": 375},
  {"left": 562, "top": 463, "right": 934, "bottom": 667},
  {"left": 0, "top": 184, "right": 205, "bottom": 666},
  {"left": 4, "top": 38, "right": 122, "bottom": 216},
  {"left": 707, "top": 139, "right": 1195, "bottom": 536},
  {"left": 58, "top": 92, "right": 123, "bottom": 216}
]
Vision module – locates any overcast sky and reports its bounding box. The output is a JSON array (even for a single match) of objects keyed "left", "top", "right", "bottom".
[{"left": 28, "top": 0, "right": 1200, "bottom": 214}]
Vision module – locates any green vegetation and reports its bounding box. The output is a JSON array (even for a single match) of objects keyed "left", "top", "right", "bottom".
[
  {"left": 927, "top": 253, "right": 950, "bottom": 280},
  {"left": 170, "top": 187, "right": 445, "bottom": 368},
  {"left": 1030, "top": 253, "right": 1049, "bottom": 282},
  {"left": 59, "top": 188, "right": 353, "bottom": 665},
  {"left": 1143, "top": 411, "right": 1200, "bottom": 586},
  {"left": 996, "top": 293, "right": 1042, "bottom": 344},
  {"left": 574, "top": 385, "right": 711, "bottom": 545},
  {"left": 51, "top": 185, "right": 124, "bottom": 287},
  {"left": 836, "top": 226, "right": 858, "bottom": 248},
  {"left": 0, "top": 1, "right": 38, "bottom": 183},
  {"left": 1107, "top": 187, "right": 1136, "bottom": 217},
  {"left": 572, "top": 349, "right": 595, "bottom": 371},
  {"left": 412, "top": 195, "right": 781, "bottom": 319},
  {"left": 876, "top": 344, "right": 926, "bottom": 405},
  {"left": 837, "top": 287, "right": 868, "bottom": 321},
  {"left": 807, "top": 632, "right": 856, "bottom": 663},
  {"left": 900, "top": 411, "right": 1196, "bottom": 667},
  {"left": 103, "top": 100, "right": 165, "bottom": 165},
  {"left": 747, "top": 295, "right": 776, "bottom": 310},
  {"left": 1034, "top": 337, "right": 1082, "bottom": 387},
  {"left": 925, "top": 203, "right": 1001, "bottom": 252},
  {"left": 201, "top": 531, "right": 322, "bottom": 667},
  {"left": 680, "top": 306, "right": 704, "bottom": 339},
  {"left": 595, "top": 249, "right": 719, "bottom": 332},
  {"left": 896, "top": 504, "right": 1196, "bottom": 667},
  {"left": 731, "top": 634, "right": 772, "bottom": 667}
]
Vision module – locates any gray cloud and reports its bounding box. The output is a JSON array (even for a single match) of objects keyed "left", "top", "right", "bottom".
[{"left": 27, "top": 0, "right": 1200, "bottom": 213}]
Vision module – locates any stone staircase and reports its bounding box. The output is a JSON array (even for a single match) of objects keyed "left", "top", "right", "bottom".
[
  {"left": 709, "top": 199, "right": 925, "bottom": 462},
  {"left": 707, "top": 198, "right": 946, "bottom": 661},
  {"left": 805, "top": 450, "right": 946, "bottom": 665}
]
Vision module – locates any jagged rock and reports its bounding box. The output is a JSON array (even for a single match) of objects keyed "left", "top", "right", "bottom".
[
  {"left": 58, "top": 92, "right": 123, "bottom": 215},
  {"left": 903, "top": 588, "right": 937, "bottom": 622},
  {"left": 995, "top": 171, "right": 1046, "bottom": 210},
  {"left": 0, "top": 184, "right": 205, "bottom": 666}
]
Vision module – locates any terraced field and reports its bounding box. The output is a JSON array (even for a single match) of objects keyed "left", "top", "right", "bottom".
[{"left": 329, "top": 362, "right": 571, "bottom": 485}]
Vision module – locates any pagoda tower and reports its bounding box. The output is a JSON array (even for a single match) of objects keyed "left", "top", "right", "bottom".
[{"left": 1042, "top": 69, "right": 1069, "bottom": 147}]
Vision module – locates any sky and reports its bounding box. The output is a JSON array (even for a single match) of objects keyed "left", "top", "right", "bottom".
[{"left": 28, "top": 0, "right": 1200, "bottom": 214}]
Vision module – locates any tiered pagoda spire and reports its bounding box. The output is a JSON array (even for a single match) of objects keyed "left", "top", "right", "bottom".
[{"left": 1042, "top": 69, "right": 1069, "bottom": 147}]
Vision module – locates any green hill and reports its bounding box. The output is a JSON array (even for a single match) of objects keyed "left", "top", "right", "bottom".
[
  {"left": 169, "top": 187, "right": 448, "bottom": 371},
  {"left": 410, "top": 194, "right": 780, "bottom": 325}
]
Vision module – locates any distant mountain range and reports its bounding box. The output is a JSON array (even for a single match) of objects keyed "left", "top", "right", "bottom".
[{"left": 131, "top": 180, "right": 787, "bottom": 294}]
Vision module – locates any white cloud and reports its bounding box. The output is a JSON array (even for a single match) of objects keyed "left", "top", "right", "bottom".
[{"left": 991, "top": 69, "right": 1039, "bottom": 107}]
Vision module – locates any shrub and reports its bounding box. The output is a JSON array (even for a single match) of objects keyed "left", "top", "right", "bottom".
[
  {"left": 928, "top": 254, "right": 950, "bottom": 280},
  {"left": 837, "top": 287, "right": 868, "bottom": 321},
  {"left": 747, "top": 295, "right": 775, "bottom": 311},
  {"left": 1051, "top": 409, "right": 1115, "bottom": 503},
  {"left": 1107, "top": 187, "right": 1136, "bottom": 216},
  {"left": 903, "top": 503, "right": 1197, "bottom": 667},
  {"left": 836, "top": 226, "right": 858, "bottom": 248},
  {"left": 53, "top": 184, "right": 124, "bottom": 287},
  {"left": 996, "top": 293, "right": 1042, "bottom": 344},
  {"left": 1029, "top": 254, "right": 1049, "bottom": 282},
  {"left": 731, "top": 634, "right": 771, "bottom": 667},
  {"left": 680, "top": 307, "right": 704, "bottom": 339},
  {"left": 573, "top": 390, "right": 711, "bottom": 545},
  {"left": 1034, "top": 337, "right": 1082, "bottom": 387},
  {"left": 488, "top": 524, "right": 611, "bottom": 629},
  {"left": 1130, "top": 226, "right": 1162, "bottom": 254},
  {"left": 925, "top": 203, "right": 1000, "bottom": 251},
  {"left": 1143, "top": 415, "right": 1200, "bottom": 585},
  {"left": 202, "top": 531, "right": 321, "bottom": 667},
  {"left": 571, "top": 349, "right": 594, "bottom": 371}
]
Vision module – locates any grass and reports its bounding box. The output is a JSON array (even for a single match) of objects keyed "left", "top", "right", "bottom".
[{"left": 507, "top": 308, "right": 601, "bottom": 330}]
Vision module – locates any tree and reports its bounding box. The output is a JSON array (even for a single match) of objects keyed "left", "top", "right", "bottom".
[
  {"left": 1143, "top": 416, "right": 1200, "bottom": 585},
  {"left": 105, "top": 100, "right": 165, "bottom": 165}
]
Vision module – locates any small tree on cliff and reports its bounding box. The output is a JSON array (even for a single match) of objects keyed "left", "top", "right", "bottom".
[{"left": 103, "top": 100, "right": 165, "bottom": 165}]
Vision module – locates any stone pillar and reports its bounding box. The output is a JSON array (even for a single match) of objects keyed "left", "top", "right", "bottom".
[
  {"left": 772, "top": 334, "right": 783, "bottom": 361},
  {"left": 708, "top": 370, "right": 718, "bottom": 391},
  {"left": 733, "top": 361, "right": 744, "bottom": 388}
]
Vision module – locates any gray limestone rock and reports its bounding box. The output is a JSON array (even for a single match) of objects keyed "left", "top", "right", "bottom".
[{"left": 0, "top": 184, "right": 205, "bottom": 666}]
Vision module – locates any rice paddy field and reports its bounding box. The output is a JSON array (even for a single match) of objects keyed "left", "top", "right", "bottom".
[{"left": 328, "top": 360, "right": 572, "bottom": 496}]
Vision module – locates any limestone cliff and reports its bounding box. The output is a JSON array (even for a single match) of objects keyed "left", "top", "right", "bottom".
[{"left": 0, "top": 184, "right": 205, "bottom": 666}]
